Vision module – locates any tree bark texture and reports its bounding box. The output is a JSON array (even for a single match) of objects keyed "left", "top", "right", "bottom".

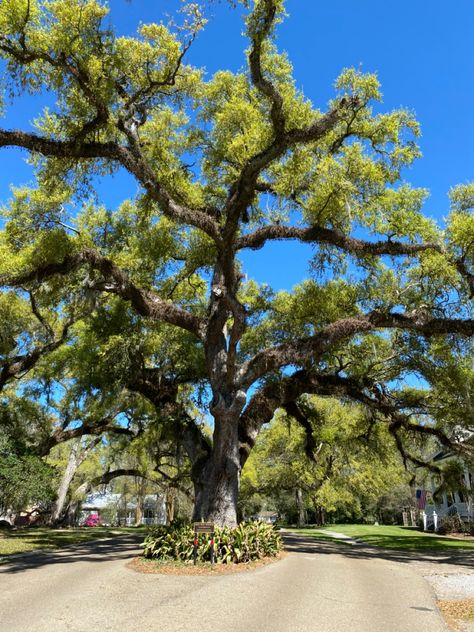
[
  {"left": 165, "top": 490, "right": 176, "bottom": 525},
  {"left": 49, "top": 438, "right": 100, "bottom": 525},
  {"left": 191, "top": 413, "right": 241, "bottom": 527},
  {"left": 296, "top": 487, "right": 306, "bottom": 527}
]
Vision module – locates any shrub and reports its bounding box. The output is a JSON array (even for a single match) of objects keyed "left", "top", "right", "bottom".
[
  {"left": 83, "top": 513, "right": 101, "bottom": 527},
  {"left": 436, "top": 514, "right": 465, "bottom": 535},
  {"left": 141, "top": 521, "right": 283, "bottom": 564}
]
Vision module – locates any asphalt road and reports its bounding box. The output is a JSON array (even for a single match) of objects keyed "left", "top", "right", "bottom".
[{"left": 0, "top": 532, "right": 449, "bottom": 632}]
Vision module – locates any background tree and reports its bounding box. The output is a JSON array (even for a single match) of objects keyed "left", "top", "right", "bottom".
[
  {"left": 0, "top": 0, "right": 472, "bottom": 526},
  {"left": 374, "top": 485, "right": 417, "bottom": 526},
  {"left": 240, "top": 398, "right": 409, "bottom": 525},
  {"left": 0, "top": 414, "right": 56, "bottom": 519}
]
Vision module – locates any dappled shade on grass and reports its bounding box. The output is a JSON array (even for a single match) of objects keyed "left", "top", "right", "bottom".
[{"left": 0, "top": 527, "right": 145, "bottom": 557}]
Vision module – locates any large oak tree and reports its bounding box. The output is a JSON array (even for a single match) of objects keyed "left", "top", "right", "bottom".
[{"left": 0, "top": 0, "right": 472, "bottom": 526}]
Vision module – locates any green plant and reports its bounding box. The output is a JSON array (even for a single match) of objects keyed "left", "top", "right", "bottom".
[
  {"left": 141, "top": 522, "right": 283, "bottom": 564},
  {"left": 437, "top": 514, "right": 466, "bottom": 535}
]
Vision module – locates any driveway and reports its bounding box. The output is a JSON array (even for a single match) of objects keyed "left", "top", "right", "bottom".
[{"left": 0, "top": 532, "right": 450, "bottom": 632}]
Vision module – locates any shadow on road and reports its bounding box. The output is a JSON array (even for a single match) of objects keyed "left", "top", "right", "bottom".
[
  {"left": 282, "top": 532, "right": 474, "bottom": 571},
  {"left": 2, "top": 531, "right": 472, "bottom": 577},
  {"left": 0, "top": 534, "right": 143, "bottom": 574}
]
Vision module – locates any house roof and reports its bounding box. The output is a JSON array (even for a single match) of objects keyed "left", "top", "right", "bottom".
[{"left": 430, "top": 430, "right": 473, "bottom": 463}]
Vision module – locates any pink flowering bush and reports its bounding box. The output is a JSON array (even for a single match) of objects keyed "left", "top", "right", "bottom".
[{"left": 83, "top": 513, "right": 101, "bottom": 527}]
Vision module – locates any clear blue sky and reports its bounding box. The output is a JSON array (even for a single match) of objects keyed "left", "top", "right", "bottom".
[{"left": 1, "top": 0, "right": 473, "bottom": 290}]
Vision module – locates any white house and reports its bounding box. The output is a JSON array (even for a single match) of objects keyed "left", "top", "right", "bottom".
[
  {"left": 252, "top": 511, "right": 279, "bottom": 524},
  {"left": 80, "top": 491, "right": 166, "bottom": 526},
  {"left": 423, "top": 447, "right": 473, "bottom": 528}
]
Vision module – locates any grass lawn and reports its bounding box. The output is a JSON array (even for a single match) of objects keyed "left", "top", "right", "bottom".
[
  {"left": 0, "top": 526, "right": 146, "bottom": 557},
  {"left": 292, "top": 524, "right": 474, "bottom": 550}
]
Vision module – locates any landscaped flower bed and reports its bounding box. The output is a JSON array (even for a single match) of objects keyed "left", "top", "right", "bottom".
[{"left": 141, "top": 522, "right": 283, "bottom": 564}]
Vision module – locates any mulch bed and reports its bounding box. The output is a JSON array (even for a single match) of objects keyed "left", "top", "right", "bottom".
[
  {"left": 127, "top": 552, "right": 286, "bottom": 576},
  {"left": 438, "top": 599, "right": 474, "bottom": 631}
]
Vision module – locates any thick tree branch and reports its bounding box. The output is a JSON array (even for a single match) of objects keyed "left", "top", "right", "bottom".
[
  {"left": 212, "top": 1, "right": 360, "bottom": 341},
  {"left": 236, "top": 220, "right": 474, "bottom": 298},
  {"left": 153, "top": 466, "right": 193, "bottom": 500},
  {"left": 0, "top": 128, "right": 220, "bottom": 241},
  {"left": 371, "top": 311, "right": 474, "bottom": 337},
  {"left": 73, "top": 468, "right": 157, "bottom": 500},
  {"left": 40, "top": 412, "right": 135, "bottom": 456},
  {"left": 25, "top": 289, "right": 54, "bottom": 339},
  {"left": 126, "top": 366, "right": 212, "bottom": 471},
  {"left": 0, "top": 318, "right": 73, "bottom": 393},
  {"left": 388, "top": 426, "right": 444, "bottom": 475},
  {"left": 283, "top": 401, "right": 320, "bottom": 463},
  {"left": 223, "top": 0, "right": 359, "bottom": 240},
  {"left": 238, "top": 369, "right": 469, "bottom": 468},
  {"left": 0, "top": 128, "right": 119, "bottom": 160},
  {"left": 238, "top": 311, "right": 474, "bottom": 388},
  {"left": 0, "top": 33, "right": 110, "bottom": 141},
  {"left": 248, "top": 0, "right": 285, "bottom": 137},
  {"left": 1, "top": 24, "right": 221, "bottom": 240},
  {"left": 454, "top": 257, "right": 474, "bottom": 299},
  {"left": 1, "top": 248, "right": 205, "bottom": 339},
  {"left": 242, "top": 185, "right": 474, "bottom": 299},
  {"left": 236, "top": 223, "right": 442, "bottom": 256}
]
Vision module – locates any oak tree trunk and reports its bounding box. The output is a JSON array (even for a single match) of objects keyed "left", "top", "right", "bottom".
[
  {"left": 49, "top": 447, "right": 80, "bottom": 525},
  {"left": 191, "top": 412, "right": 241, "bottom": 527},
  {"left": 49, "top": 438, "right": 101, "bottom": 525},
  {"left": 296, "top": 487, "right": 306, "bottom": 527},
  {"left": 134, "top": 477, "right": 146, "bottom": 526},
  {"left": 165, "top": 490, "right": 176, "bottom": 525}
]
